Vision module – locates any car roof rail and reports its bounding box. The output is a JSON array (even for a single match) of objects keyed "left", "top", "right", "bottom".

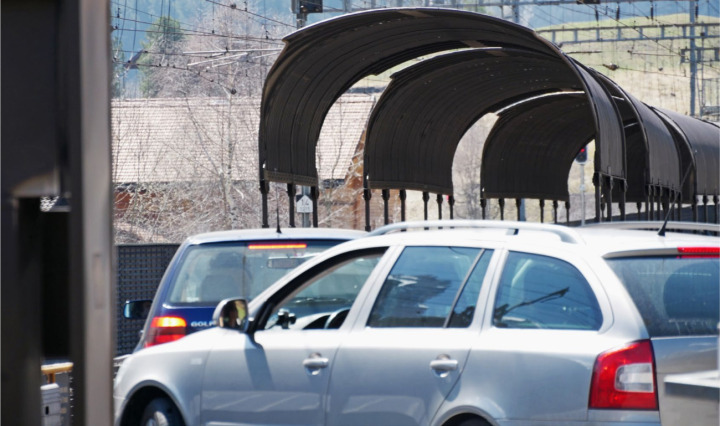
[
  {"left": 368, "top": 220, "right": 582, "bottom": 243},
  {"left": 584, "top": 221, "right": 720, "bottom": 236}
]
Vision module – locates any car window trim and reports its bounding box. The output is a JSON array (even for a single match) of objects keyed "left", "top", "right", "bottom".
[
  {"left": 443, "top": 248, "right": 488, "bottom": 328},
  {"left": 250, "top": 247, "right": 390, "bottom": 333}
]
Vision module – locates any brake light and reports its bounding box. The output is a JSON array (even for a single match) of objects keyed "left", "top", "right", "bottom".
[
  {"left": 589, "top": 340, "right": 658, "bottom": 410},
  {"left": 145, "top": 316, "right": 187, "bottom": 347},
  {"left": 249, "top": 243, "right": 307, "bottom": 250},
  {"left": 677, "top": 247, "right": 720, "bottom": 258}
]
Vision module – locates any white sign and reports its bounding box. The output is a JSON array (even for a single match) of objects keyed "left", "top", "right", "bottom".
[{"left": 296, "top": 195, "right": 313, "bottom": 213}]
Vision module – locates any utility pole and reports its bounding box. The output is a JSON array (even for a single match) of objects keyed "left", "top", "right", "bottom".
[
  {"left": 296, "top": 11, "right": 307, "bottom": 28},
  {"left": 292, "top": 0, "right": 323, "bottom": 28},
  {"left": 291, "top": 0, "right": 323, "bottom": 226},
  {"left": 689, "top": 0, "right": 697, "bottom": 116},
  {"left": 575, "top": 147, "right": 588, "bottom": 225}
]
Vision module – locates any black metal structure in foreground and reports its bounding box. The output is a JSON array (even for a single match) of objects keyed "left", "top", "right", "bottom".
[{"left": 2, "top": 1, "right": 115, "bottom": 425}]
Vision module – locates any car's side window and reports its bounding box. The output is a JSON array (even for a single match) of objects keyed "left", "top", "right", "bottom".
[
  {"left": 263, "top": 250, "right": 384, "bottom": 331},
  {"left": 367, "top": 247, "right": 493, "bottom": 328},
  {"left": 493, "top": 252, "right": 602, "bottom": 330}
]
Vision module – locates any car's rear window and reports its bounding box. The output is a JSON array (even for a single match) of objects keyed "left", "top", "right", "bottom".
[
  {"left": 167, "top": 240, "right": 341, "bottom": 305},
  {"left": 606, "top": 255, "right": 719, "bottom": 337}
]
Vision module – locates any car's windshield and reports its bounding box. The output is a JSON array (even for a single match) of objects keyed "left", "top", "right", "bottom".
[
  {"left": 167, "top": 240, "right": 341, "bottom": 305},
  {"left": 606, "top": 254, "right": 719, "bottom": 337}
]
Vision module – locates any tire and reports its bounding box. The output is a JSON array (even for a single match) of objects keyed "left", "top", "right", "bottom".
[
  {"left": 454, "top": 417, "right": 491, "bottom": 426},
  {"left": 140, "top": 397, "right": 185, "bottom": 426}
]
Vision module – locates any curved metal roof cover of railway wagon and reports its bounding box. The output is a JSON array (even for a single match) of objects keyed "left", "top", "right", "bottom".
[
  {"left": 592, "top": 72, "right": 682, "bottom": 194},
  {"left": 481, "top": 93, "right": 595, "bottom": 201},
  {"left": 652, "top": 107, "right": 720, "bottom": 198},
  {"left": 258, "top": 7, "right": 625, "bottom": 188},
  {"left": 363, "top": 47, "right": 586, "bottom": 195}
]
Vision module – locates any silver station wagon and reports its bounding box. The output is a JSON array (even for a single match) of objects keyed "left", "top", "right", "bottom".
[{"left": 114, "top": 221, "right": 719, "bottom": 426}]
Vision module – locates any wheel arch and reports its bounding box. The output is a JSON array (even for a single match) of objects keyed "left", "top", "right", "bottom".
[
  {"left": 435, "top": 404, "right": 500, "bottom": 426},
  {"left": 119, "top": 384, "right": 188, "bottom": 426},
  {"left": 441, "top": 411, "right": 495, "bottom": 426}
]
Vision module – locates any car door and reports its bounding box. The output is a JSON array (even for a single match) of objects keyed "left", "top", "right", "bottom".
[
  {"left": 200, "top": 248, "right": 387, "bottom": 426},
  {"left": 462, "top": 250, "right": 613, "bottom": 422},
  {"left": 326, "top": 246, "right": 496, "bottom": 426}
]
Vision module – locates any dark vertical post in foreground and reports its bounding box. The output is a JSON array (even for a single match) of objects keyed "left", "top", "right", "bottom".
[
  {"left": 565, "top": 201, "right": 571, "bottom": 225},
  {"left": 619, "top": 181, "right": 627, "bottom": 221},
  {"left": 382, "top": 189, "right": 390, "bottom": 225},
  {"left": 649, "top": 187, "right": 655, "bottom": 221},
  {"left": 260, "top": 180, "right": 269, "bottom": 228},
  {"left": 311, "top": 186, "right": 319, "bottom": 227},
  {"left": 423, "top": 191, "right": 430, "bottom": 221},
  {"left": 437, "top": 194, "right": 443, "bottom": 220},
  {"left": 287, "top": 183, "right": 296, "bottom": 227},
  {"left": 594, "top": 173, "right": 602, "bottom": 222},
  {"left": 606, "top": 177, "right": 613, "bottom": 222},
  {"left": 4, "top": 1, "right": 115, "bottom": 423},
  {"left": 364, "top": 187, "right": 372, "bottom": 232},
  {"left": 399, "top": 189, "right": 407, "bottom": 222}
]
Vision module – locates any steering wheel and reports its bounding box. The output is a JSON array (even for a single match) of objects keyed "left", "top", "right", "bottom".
[{"left": 324, "top": 308, "right": 350, "bottom": 329}]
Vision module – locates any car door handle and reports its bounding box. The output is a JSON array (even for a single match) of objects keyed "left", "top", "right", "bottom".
[
  {"left": 430, "top": 357, "right": 458, "bottom": 372},
  {"left": 303, "top": 355, "right": 329, "bottom": 369}
]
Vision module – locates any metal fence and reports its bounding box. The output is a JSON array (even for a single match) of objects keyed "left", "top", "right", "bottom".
[{"left": 116, "top": 244, "right": 179, "bottom": 356}]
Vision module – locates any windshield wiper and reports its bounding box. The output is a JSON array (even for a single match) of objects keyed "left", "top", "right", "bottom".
[{"left": 493, "top": 287, "right": 570, "bottom": 323}]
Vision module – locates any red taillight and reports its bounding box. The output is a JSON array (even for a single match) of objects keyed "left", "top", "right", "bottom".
[
  {"left": 145, "top": 316, "right": 187, "bottom": 347},
  {"left": 589, "top": 340, "right": 658, "bottom": 410},
  {"left": 677, "top": 247, "right": 720, "bottom": 258}
]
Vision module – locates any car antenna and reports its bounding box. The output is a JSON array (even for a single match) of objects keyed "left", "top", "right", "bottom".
[
  {"left": 275, "top": 184, "right": 282, "bottom": 234},
  {"left": 659, "top": 164, "right": 692, "bottom": 237}
]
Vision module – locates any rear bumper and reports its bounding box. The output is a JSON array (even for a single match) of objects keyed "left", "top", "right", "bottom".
[{"left": 494, "top": 410, "right": 660, "bottom": 426}]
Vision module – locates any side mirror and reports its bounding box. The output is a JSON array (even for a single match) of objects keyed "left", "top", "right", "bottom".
[
  {"left": 123, "top": 299, "right": 153, "bottom": 320},
  {"left": 212, "top": 298, "right": 249, "bottom": 331}
]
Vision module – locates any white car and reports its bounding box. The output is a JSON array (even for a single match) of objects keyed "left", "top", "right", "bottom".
[{"left": 114, "top": 220, "right": 719, "bottom": 426}]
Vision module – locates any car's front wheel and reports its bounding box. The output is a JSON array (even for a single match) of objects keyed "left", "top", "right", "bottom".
[
  {"left": 452, "top": 416, "right": 491, "bottom": 426},
  {"left": 140, "top": 397, "right": 184, "bottom": 426}
]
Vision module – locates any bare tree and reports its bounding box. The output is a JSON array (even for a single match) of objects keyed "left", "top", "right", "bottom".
[
  {"left": 452, "top": 115, "right": 500, "bottom": 220},
  {"left": 112, "top": 4, "right": 288, "bottom": 243}
]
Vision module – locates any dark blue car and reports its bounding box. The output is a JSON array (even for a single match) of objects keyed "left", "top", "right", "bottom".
[{"left": 124, "top": 228, "right": 365, "bottom": 350}]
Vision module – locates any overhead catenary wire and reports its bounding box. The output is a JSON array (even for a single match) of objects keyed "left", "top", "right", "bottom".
[
  {"left": 113, "top": 0, "right": 717, "bottom": 109},
  {"left": 112, "top": 16, "right": 286, "bottom": 44},
  {"left": 205, "top": 0, "right": 296, "bottom": 28},
  {"left": 111, "top": 1, "right": 291, "bottom": 39},
  {"left": 569, "top": 2, "right": 720, "bottom": 73}
]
